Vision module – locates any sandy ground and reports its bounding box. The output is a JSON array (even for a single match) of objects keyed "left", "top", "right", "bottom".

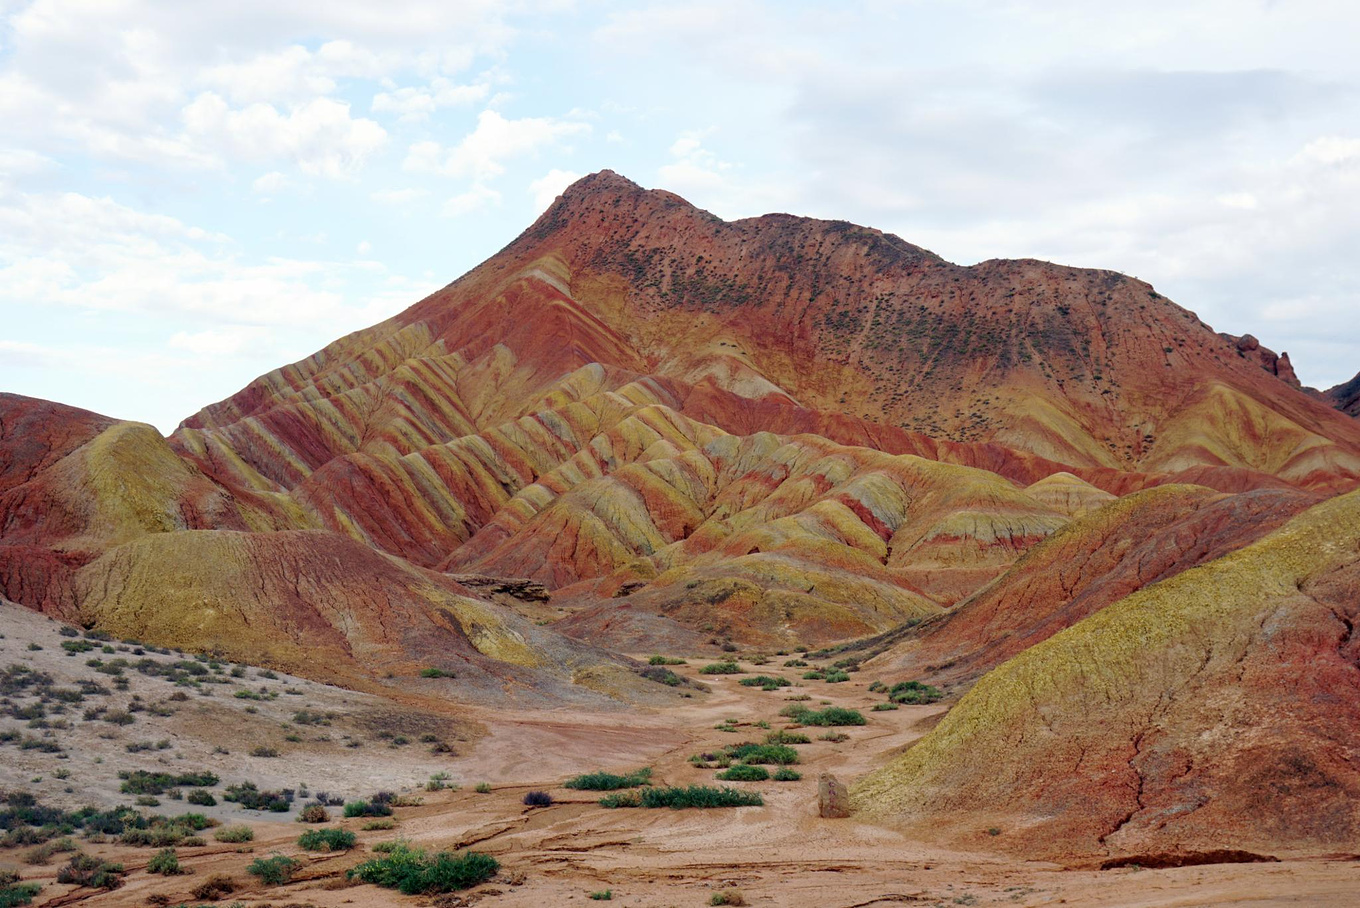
[{"left": 1, "top": 607, "right": 1357, "bottom": 907}]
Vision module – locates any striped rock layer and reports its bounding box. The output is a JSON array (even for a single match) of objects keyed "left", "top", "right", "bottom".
[{"left": 3, "top": 171, "right": 1360, "bottom": 854}]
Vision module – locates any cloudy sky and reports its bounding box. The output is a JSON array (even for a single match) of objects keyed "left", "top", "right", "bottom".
[{"left": 3, "top": 0, "right": 1359, "bottom": 432}]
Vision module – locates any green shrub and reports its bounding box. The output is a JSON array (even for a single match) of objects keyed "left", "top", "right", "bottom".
[
  {"left": 889, "top": 680, "right": 944, "bottom": 704},
  {"left": 802, "top": 670, "right": 825, "bottom": 680},
  {"left": 343, "top": 799, "right": 393, "bottom": 818},
  {"left": 0, "top": 870, "right": 42, "bottom": 908},
  {"left": 710, "top": 889, "right": 746, "bottom": 906},
  {"left": 419, "top": 667, "right": 452, "bottom": 679},
  {"left": 247, "top": 854, "right": 298, "bottom": 885},
  {"left": 224, "top": 782, "right": 291, "bottom": 812},
  {"left": 640, "top": 666, "right": 682, "bottom": 686},
  {"left": 772, "top": 768, "right": 801, "bottom": 781},
  {"left": 872, "top": 702, "right": 899, "bottom": 711},
  {"left": 590, "top": 890, "right": 613, "bottom": 900},
  {"left": 186, "top": 789, "right": 217, "bottom": 806},
  {"left": 699, "top": 662, "right": 741, "bottom": 675},
  {"left": 147, "top": 848, "right": 183, "bottom": 875},
  {"left": 822, "top": 669, "right": 850, "bottom": 683},
  {"left": 214, "top": 825, "right": 254, "bottom": 843},
  {"left": 781, "top": 706, "right": 866, "bottom": 726},
  {"left": 738, "top": 675, "right": 790, "bottom": 690},
  {"left": 363, "top": 818, "right": 397, "bottom": 831},
  {"left": 647, "top": 655, "right": 686, "bottom": 666},
  {"left": 118, "top": 770, "right": 219, "bottom": 795},
  {"left": 764, "top": 729, "right": 810, "bottom": 745},
  {"left": 474, "top": 782, "right": 492, "bottom": 794},
  {"left": 723, "top": 742, "right": 798, "bottom": 765},
  {"left": 56, "top": 854, "right": 125, "bottom": 889},
  {"left": 348, "top": 843, "right": 498, "bottom": 894},
  {"left": 716, "top": 765, "right": 768, "bottom": 782},
  {"left": 298, "top": 827, "right": 356, "bottom": 851},
  {"left": 601, "top": 786, "right": 763, "bottom": 809},
  {"left": 563, "top": 768, "right": 652, "bottom": 791}
]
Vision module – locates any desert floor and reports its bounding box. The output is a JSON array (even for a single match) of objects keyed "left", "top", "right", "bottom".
[{"left": 1, "top": 604, "right": 1356, "bottom": 907}]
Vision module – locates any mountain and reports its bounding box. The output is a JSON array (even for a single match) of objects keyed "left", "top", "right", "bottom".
[
  {"left": 3, "top": 171, "right": 1360, "bottom": 853},
  {"left": 5, "top": 171, "right": 1360, "bottom": 655}
]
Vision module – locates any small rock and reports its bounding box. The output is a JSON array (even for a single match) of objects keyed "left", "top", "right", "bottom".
[{"left": 818, "top": 772, "right": 850, "bottom": 818}]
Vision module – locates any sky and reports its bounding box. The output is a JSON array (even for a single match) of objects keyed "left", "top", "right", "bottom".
[{"left": 2, "top": 0, "right": 1359, "bottom": 433}]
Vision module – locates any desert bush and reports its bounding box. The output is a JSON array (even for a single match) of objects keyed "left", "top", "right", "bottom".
[
  {"left": 716, "top": 765, "right": 768, "bottom": 782},
  {"left": 710, "top": 888, "right": 746, "bottom": 905},
  {"left": 223, "top": 782, "right": 291, "bottom": 812},
  {"left": 147, "top": 848, "right": 183, "bottom": 875},
  {"left": 213, "top": 825, "right": 254, "bottom": 843},
  {"left": 722, "top": 742, "right": 799, "bottom": 765},
  {"left": 590, "top": 889, "right": 613, "bottom": 900},
  {"left": 247, "top": 854, "right": 298, "bottom": 885},
  {"left": 119, "top": 770, "right": 218, "bottom": 795},
  {"left": 647, "top": 655, "right": 686, "bottom": 665},
  {"left": 822, "top": 670, "right": 851, "bottom": 683},
  {"left": 889, "top": 680, "right": 944, "bottom": 704},
  {"left": 600, "top": 786, "right": 763, "bottom": 809},
  {"left": 872, "top": 703, "right": 899, "bottom": 711},
  {"left": 296, "top": 804, "right": 329, "bottom": 823},
  {"left": 343, "top": 799, "right": 393, "bottom": 818},
  {"left": 56, "top": 853, "right": 125, "bottom": 889},
  {"left": 348, "top": 843, "right": 498, "bottom": 895},
  {"left": 191, "top": 874, "right": 235, "bottom": 900},
  {"left": 764, "top": 730, "right": 810, "bottom": 745},
  {"left": 297, "top": 827, "right": 356, "bottom": 851},
  {"left": 522, "top": 791, "right": 553, "bottom": 808},
  {"left": 23, "top": 836, "right": 76, "bottom": 864},
  {"left": 362, "top": 818, "right": 396, "bottom": 831},
  {"left": 773, "top": 768, "right": 801, "bottom": 781},
  {"left": 0, "top": 874, "right": 42, "bottom": 907},
  {"left": 780, "top": 706, "right": 865, "bottom": 726},
  {"left": 250, "top": 745, "right": 280, "bottom": 758},
  {"left": 563, "top": 768, "right": 651, "bottom": 791},
  {"left": 699, "top": 662, "right": 741, "bottom": 675},
  {"left": 474, "top": 782, "right": 492, "bottom": 794},
  {"left": 639, "top": 666, "right": 682, "bottom": 686},
  {"left": 419, "top": 667, "right": 453, "bottom": 678},
  {"left": 738, "top": 675, "right": 790, "bottom": 690},
  {"left": 186, "top": 789, "right": 216, "bottom": 806}
]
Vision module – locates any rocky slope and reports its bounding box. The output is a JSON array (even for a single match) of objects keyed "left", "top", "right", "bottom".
[
  {"left": 1322, "top": 370, "right": 1360, "bottom": 417},
  {"left": 853, "top": 487, "right": 1360, "bottom": 861}
]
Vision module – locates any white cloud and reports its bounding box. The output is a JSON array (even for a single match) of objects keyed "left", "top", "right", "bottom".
[
  {"left": 0, "top": 188, "right": 408, "bottom": 328},
  {"left": 1294, "top": 136, "right": 1360, "bottom": 166},
  {"left": 405, "top": 109, "right": 589, "bottom": 180},
  {"left": 252, "top": 171, "right": 291, "bottom": 195},
  {"left": 0, "top": 339, "right": 58, "bottom": 368},
  {"left": 183, "top": 93, "right": 387, "bottom": 178},
  {"left": 168, "top": 326, "right": 270, "bottom": 357},
  {"left": 528, "top": 168, "right": 582, "bottom": 211},
  {"left": 371, "top": 77, "right": 490, "bottom": 121},
  {"left": 659, "top": 131, "right": 731, "bottom": 192},
  {"left": 442, "top": 184, "right": 501, "bottom": 217},
  {"left": 356, "top": 239, "right": 372, "bottom": 255}
]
